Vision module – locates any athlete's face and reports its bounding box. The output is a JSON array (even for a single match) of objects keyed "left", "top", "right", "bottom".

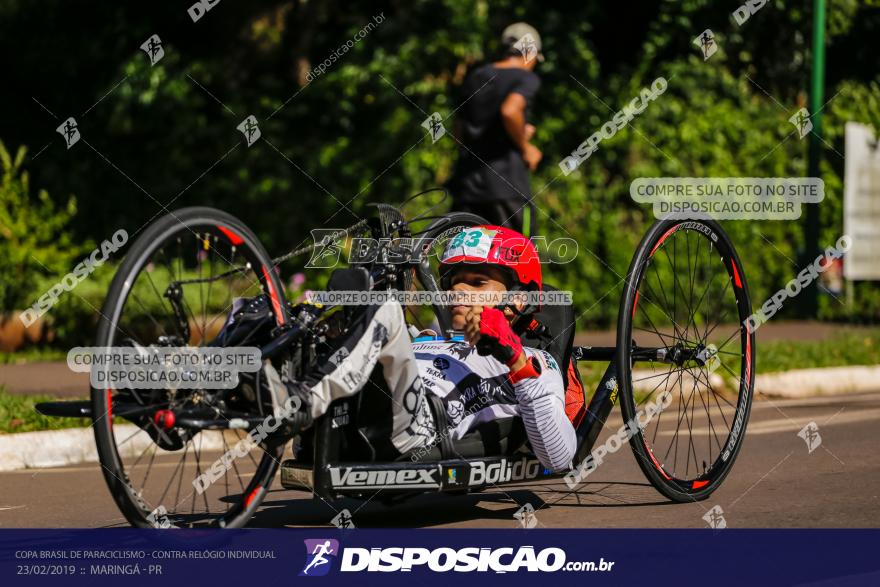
[{"left": 448, "top": 266, "right": 509, "bottom": 330}]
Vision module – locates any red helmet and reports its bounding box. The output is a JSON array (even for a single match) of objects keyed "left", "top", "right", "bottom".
[{"left": 439, "top": 225, "right": 542, "bottom": 291}]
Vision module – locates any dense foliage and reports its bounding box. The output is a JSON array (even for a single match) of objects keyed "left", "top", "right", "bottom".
[
  {"left": 0, "top": 142, "right": 85, "bottom": 312},
  {"left": 2, "top": 0, "right": 879, "bottom": 337}
]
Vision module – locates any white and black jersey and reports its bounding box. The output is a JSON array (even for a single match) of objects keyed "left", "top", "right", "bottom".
[
  {"left": 301, "top": 300, "right": 576, "bottom": 472},
  {"left": 413, "top": 339, "right": 576, "bottom": 472}
]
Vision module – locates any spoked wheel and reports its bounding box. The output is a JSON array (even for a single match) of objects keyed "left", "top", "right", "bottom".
[
  {"left": 92, "top": 207, "right": 290, "bottom": 528},
  {"left": 411, "top": 212, "right": 488, "bottom": 334},
  {"left": 617, "top": 219, "right": 755, "bottom": 502}
]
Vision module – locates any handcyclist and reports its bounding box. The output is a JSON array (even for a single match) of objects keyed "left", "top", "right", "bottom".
[{"left": 274, "top": 225, "right": 576, "bottom": 472}]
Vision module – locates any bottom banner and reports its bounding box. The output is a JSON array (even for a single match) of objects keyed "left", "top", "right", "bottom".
[{"left": 2, "top": 529, "right": 878, "bottom": 585}]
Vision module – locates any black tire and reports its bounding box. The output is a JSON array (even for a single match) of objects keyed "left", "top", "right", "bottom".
[
  {"left": 92, "top": 207, "right": 290, "bottom": 528},
  {"left": 412, "top": 212, "right": 488, "bottom": 334},
  {"left": 617, "top": 218, "right": 755, "bottom": 502}
]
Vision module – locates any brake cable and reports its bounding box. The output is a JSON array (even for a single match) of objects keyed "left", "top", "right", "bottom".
[
  {"left": 167, "top": 219, "right": 370, "bottom": 287},
  {"left": 167, "top": 185, "right": 449, "bottom": 289}
]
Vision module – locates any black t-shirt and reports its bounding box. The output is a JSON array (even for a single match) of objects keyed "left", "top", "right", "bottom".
[{"left": 448, "top": 64, "right": 540, "bottom": 203}]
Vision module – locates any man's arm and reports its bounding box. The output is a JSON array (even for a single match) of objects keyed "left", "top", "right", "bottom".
[
  {"left": 500, "top": 93, "right": 542, "bottom": 171},
  {"left": 500, "top": 93, "right": 529, "bottom": 151},
  {"left": 514, "top": 351, "right": 577, "bottom": 472},
  {"left": 464, "top": 306, "right": 576, "bottom": 472}
]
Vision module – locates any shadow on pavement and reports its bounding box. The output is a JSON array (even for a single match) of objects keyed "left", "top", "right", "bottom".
[{"left": 249, "top": 480, "right": 674, "bottom": 528}]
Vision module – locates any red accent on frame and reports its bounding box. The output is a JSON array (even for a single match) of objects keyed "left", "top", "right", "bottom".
[
  {"left": 244, "top": 487, "right": 261, "bottom": 508},
  {"left": 692, "top": 479, "right": 710, "bottom": 489},
  {"left": 731, "top": 261, "right": 743, "bottom": 289},
  {"left": 107, "top": 390, "right": 113, "bottom": 425},
  {"left": 650, "top": 226, "right": 679, "bottom": 256},
  {"left": 261, "top": 266, "right": 285, "bottom": 326},
  {"left": 217, "top": 225, "right": 244, "bottom": 246},
  {"left": 632, "top": 292, "right": 640, "bottom": 318},
  {"left": 564, "top": 361, "right": 587, "bottom": 427}
]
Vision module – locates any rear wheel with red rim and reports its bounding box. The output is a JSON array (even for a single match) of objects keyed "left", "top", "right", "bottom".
[{"left": 617, "top": 218, "right": 754, "bottom": 502}]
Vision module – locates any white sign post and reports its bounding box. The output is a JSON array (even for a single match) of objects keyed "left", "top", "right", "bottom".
[{"left": 843, "top": 122, "right": 880, "bottom": 281}]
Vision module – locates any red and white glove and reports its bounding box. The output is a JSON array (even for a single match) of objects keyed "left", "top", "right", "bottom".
[{"left": 475, "top": 307, "right": 523, "bottom": 366}]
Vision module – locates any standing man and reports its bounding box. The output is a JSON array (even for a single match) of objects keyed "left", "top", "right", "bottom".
[{"left": 447, "top": 22, "right": 544, "bottom": 236}]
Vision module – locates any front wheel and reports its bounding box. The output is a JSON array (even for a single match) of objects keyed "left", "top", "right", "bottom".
[
  {"left": 617, "top": 218, "right": 755, "bottom": 502},
  {"left": 92, "top": 207, "right": 290, "bottom": 528}
]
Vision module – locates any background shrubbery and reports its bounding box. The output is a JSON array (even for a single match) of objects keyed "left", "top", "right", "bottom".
[
  {"left": 0, "top": 143, "right": 85, "bottom": 313},
  {"left": 1, "top": 0, "right": 879, "bottom": 345}
]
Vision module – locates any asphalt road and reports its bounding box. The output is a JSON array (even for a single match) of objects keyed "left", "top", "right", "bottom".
[{"left": 1, "top": 391, "right": 878, "bottom": 529}]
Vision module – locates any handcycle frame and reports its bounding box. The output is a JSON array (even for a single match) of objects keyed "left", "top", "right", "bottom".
[
  {"left": 277, "top": 209, "right": 673, "bottom": 500},
  {"left": 35, "top": 206, "right": 747, "bottom": 523},
  {"left": 279, "top": 343, "right": 666, "bottom": 501}
]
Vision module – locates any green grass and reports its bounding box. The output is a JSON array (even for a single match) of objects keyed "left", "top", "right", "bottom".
[
  {"left": 0, "top": 388, "right": 91, "bottom": 434},
  {"left": 757, "top": 329, "right": 880, "bottom": 373},
  {"left": 0, "top": 348, "right": 68, "bottom": 364}
]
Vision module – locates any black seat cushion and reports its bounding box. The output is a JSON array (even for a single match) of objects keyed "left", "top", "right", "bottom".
[
  {"left": 519, "top": 284, "right": 577, "bottom": 387},
  {"left": 396, "top": 417, "right": 526, "bottom": 461}
]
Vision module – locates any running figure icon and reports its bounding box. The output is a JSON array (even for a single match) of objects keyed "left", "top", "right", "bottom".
[{"left": 302, "top": 540, "right": 335, "bottom": 575}]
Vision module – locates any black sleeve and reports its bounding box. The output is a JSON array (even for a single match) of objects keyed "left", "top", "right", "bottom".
[{"left": 509, "top": 71, "right": 540, "bottom": 104}]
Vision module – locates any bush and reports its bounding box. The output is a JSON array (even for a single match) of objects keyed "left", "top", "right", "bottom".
[{"left": 0, "top": 141, "right": 90, "bottom": 343}]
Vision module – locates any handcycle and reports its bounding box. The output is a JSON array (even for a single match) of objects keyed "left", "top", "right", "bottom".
[{"left": 37, "top": 200, "right": 755, "bottom": 528}]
